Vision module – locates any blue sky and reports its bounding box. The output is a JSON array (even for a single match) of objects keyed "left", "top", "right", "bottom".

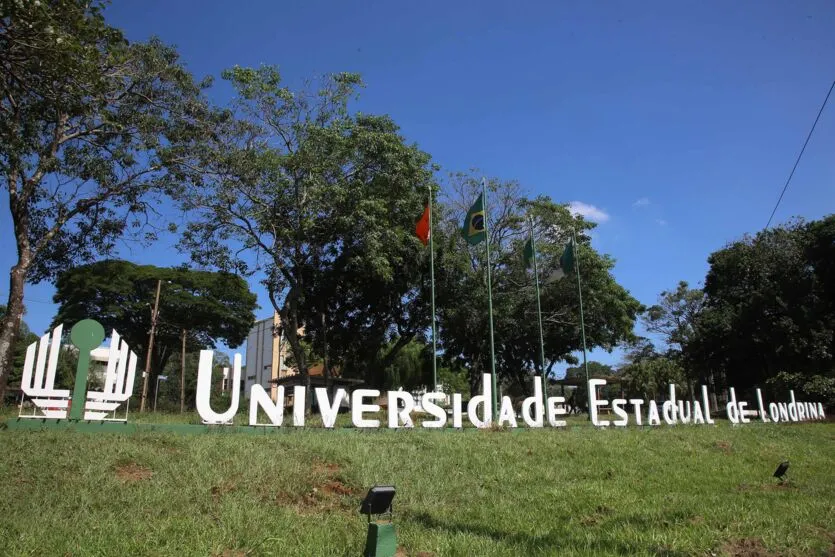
[{"left": 3, "top": 0, "right": 834, "bottom": 375}]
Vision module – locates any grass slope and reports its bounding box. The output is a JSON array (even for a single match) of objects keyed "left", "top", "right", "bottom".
[{"left": 0, "top": 418, "right": 833, "bottom": 556}]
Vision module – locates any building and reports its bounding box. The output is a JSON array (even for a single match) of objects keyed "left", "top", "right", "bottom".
[{"left": 244, "top": 311, "right": 295, "bottom": 401}]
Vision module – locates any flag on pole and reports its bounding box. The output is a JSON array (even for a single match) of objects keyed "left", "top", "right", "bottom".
[
  {"left": 462, "top": 194, "right": 486, "bottom": 245},
  {"left": 527, "top": 238, "right": 575, "bottom": 282},
  {"left": 560, "top": 238, "right": 575, "bottom": 273},
  {"left": 523, "top": 238, "right": 534, "bottom": 268},
  {"left": 415, "top": 204, "right": 431, "bottom": 246}
]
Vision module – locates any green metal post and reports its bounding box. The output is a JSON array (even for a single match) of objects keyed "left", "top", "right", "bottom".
[
  {"left": 429, "top": 186, "right": 438, "bottom": 392},
  {"left": 482, "top": 178, "right": 499, "bottom": 422},
  {"left": 571, "top": 228, "right": 591, "bottom": 419},
  {"left": 529, "top": 217, "right": 548, "bottom": 412},
  {"left": 68, "top": 319, "right": 105, "bottom": 421}
]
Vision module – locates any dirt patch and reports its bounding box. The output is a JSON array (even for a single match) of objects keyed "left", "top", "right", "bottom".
[
  {"left": 736, "top": 482, "right": 796, "bottom": 492},
  {"left": 715, "top": 441, "right": 733, "bottom": 454},
  {"left": 689, "top": 515, "right": 705, "bottom": 525},
  {"left": 720, "top": 537, "right": 779, "bottom": 557},
  {"left": 114, "top": 462, "right": 152, "bottom": 482},
  {"left": 322, "top": 480, "right": 355, "bottom": 496},
  {"left": 210, "top": 478, "right": 238, "bottom": 501},
  {"left": 395, "top": 550, "right": 435, "bottom": 557}
]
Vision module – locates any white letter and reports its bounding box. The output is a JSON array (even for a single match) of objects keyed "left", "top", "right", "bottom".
[
  {"left": 351, "top": 389, "right": 381, "bottom": 428},
  {"left": 497, "top": 396, "right": 517, "bottom": 428},
  {"left": 692, "top": 401, "right": 705, "bottom": 424},
  {"left": 588, "top": 379, "right": 609, "bottom": 426},
  {"left": 818, "top": 402, "right": 825, "bottom": 419},
  {"left": 421, "top": 392, "right": 447, "bottom": 428},
  {"left": 249, "top": 384, "right": 284, "bottom": 426},
  {"left": 726, "top": 388, "right": 739, "bottom": 424},
  {"left": 467, "top": 374, "right": 492, "bottom": 428},
  {"left": 521, "top": 376, "right": 544, "bottom": 427},
  {"left": 293, "top": 386, "right": 306, "bottom": 426},
  {"left": 315, "top": 387, "right": 346, "bottom": 428},
  {"left": 452, "top": 393, "right": 463, "bottom": 428},
  {"left": 629, "top": 399, "right": 644, "bottom": 425},
  {"left": 196, "top": 351, "right": 240, "bottom": 425},
  {"left": 547, "top": 396, "right": 567, "bottom": 427},
  {"left": 738, "top": 401, "right": 750, "bottom": 423},
  {"left": 662, "top": 384, "right": 678, "bottom": 425},
  {"left": 677, "top": 400, "right": 691, "bottom": 424},
  {"left": 612, "top": 398, "right": 628, "bottom": 427},
  {"left": 702, "top": 385, "right": 715, "bottom": 424},
  {"left": 755, "top": 389, "right": 768, "bottom": 422},
  {"left": 387, "top": 390, "right": 415, "bottom": 428},
  {"left": 769, "top": 402, "right": 779, "bottom": 422},
  {"left": 788, "top": 390, "right": 798, "bottom": 421},
  {"left": 647, "top": 400, "right": 661, "bottom": 426},
  {"left": 778, "top": 403, "right": 789, "bottom": 421}
]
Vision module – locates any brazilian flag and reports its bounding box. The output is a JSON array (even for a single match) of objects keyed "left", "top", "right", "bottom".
[{"left": 462, "top": 193, "right": 487, "bottom": 245}]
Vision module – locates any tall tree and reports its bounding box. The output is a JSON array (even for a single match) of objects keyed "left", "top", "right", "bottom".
[
  {"left": 51, "top": 260, "right": 257, "bottom": 395},
  {"left": 435, "top": 173, "right": 642, "bottom": 395},
  {"left": 687, "top": 216, "right": 835, "bottom": 397},
  {"left": 0, "top": 0, "right": 217, "bottom": 400},
  {"left": 180, "top": 66, "right": 436, "bottom": 405}
]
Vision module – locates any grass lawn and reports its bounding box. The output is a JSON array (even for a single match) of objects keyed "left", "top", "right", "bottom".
[{"left": 0, "top": 412, "right": 833, "bottom": 556}]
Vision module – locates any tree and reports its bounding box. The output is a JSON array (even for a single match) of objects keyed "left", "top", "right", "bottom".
[
  {"left": 0, "top": 0, "right": 218, "bottom": 401},
  {"left": 0, "top": 304, "right": 38, "bottom": 401},
  {"left": 686, "top": 216, "right": 835, "bottom": 397},
  {"left": 644, "top": 281, "right": 705, "bottom": 353},
  {"left": 434, "top": 173, "right": 642, "bottom": 395},
  {"left": 565, "top": 361, "right": 617, "bottom": 412},
  {"left": 51, "top": 260, "right": 257, "bottom": 406},
  {"left": 180, "top": 66, "right": 436, "bottom": 405}
]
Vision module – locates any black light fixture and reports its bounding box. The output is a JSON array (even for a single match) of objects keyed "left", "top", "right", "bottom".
[
  {"left": 773, "top": 460, "right": 790, "bottom": 483},
  {"left": 359, "top": 486, "right": 396, "bottom": 557},
  {"left": 360, "top": 485, "right": 395, "bottom": 519}
]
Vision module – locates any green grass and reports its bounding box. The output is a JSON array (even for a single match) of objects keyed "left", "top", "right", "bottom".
[{"left": 1, "top": 413, "right": 833, "bottom": 556}]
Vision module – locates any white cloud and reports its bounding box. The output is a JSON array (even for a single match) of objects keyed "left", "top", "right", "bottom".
[
  {"left": 656, "top": 219, "right": 668, "bottom": 226},
  {"left": 568, "top": 201, "right": 610, "bottom": 223},
  {"left": 632, "top": 197, "right": 650, "bottom": 207}
]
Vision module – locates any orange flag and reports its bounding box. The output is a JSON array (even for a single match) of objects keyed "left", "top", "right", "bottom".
[{"left": 415, "top": 204, "right": 431, "bottom": 245}]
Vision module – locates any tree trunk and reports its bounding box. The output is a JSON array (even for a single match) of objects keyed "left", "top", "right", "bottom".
[
  {"left": 0, "top": 263, "right": 27, "bottom": 404},
  {"left": 180, "top": 329, "right": 187, "bottom": 413},
  {"left": 321, "top": 311, "right": 330, "bottom": 387},
  {"left": 280, "top": 290, "right": 311, "bottom": 411}
]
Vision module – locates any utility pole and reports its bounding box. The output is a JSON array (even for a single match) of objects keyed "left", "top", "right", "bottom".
[
  {"left": 180, "top": 328, "right": 187, "bottom": 413},
  {"left": 139, "top": 279, "right": 162, "bottom": 412}
]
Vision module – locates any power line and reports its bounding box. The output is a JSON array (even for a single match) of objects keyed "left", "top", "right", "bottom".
[{"left": 765, "top": 79, "right": 835, "bottom": 230}]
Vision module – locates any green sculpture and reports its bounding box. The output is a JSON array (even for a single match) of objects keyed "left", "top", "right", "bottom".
[{"left": 68, "top": 319, "right": 105, "bottom": 421}]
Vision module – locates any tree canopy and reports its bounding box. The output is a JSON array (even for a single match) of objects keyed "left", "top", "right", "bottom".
[
  {"left": 0, "top": 0, "right": 218, "bottom": 400},
  {"left": 52, "top": 260, "right": 257, "bottom": 390},
  {"left": 179, "top": 66, "right": 437, "bottom": 403},
  {"left": 682, "top": 217, "right": 835, "bottom": 403}
]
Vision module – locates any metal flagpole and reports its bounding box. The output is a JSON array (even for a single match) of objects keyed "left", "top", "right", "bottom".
[
  {"left": 429, "top": 186, "right": 438, "bottom": 392},
  {"left": 571, "top": 227, "right": 591, "bottom": 419},
  {"left": 482, "top": 178, "right": 499, "bottom": 422},
  {"left": 529, "top": 216, "right": 548, "bottom": 412}
]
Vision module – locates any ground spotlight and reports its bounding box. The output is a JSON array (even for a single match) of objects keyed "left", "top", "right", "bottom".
[{"left": 360, "top": 485, "right": 396, "bottom": 557}]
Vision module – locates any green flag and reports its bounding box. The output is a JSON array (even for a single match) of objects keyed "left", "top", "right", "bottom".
[
  {"left": 540, "top": 239, "right": 574, "bottom": 282},
  {"left": 462, "top": 193, "right": 486, "bottom": 245},
  {"left": 522, "top": 238, "right": 534, "bottom": 268},
  {"left": 560, "top": 238, "right": 575, "bottom": 274}
]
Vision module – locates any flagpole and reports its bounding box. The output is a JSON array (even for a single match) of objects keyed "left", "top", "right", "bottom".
[
  {"left": 571, "top": 227, "right": 591, "bottom": 419},
  {"left": 482, "top": 177, "right": 499, "bottom": 422},
  {"left": 429, "top": 186, "right": 438, "bottom": 392},
  {"left": 528, "top": 216, "right": 548, "bottom": 413}
]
